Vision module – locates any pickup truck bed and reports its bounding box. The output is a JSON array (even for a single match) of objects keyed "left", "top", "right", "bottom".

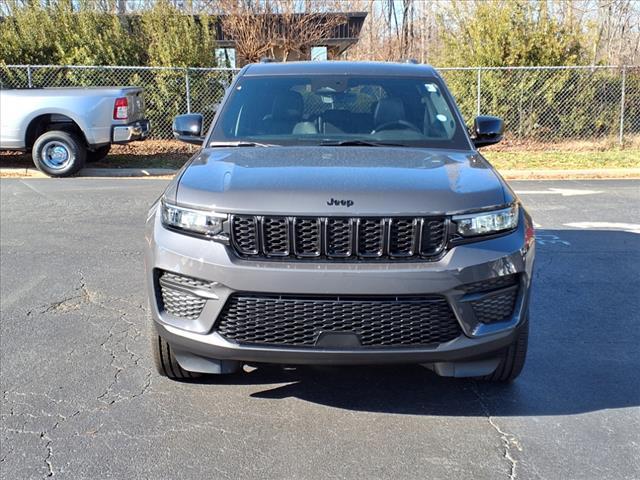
[{"left": 0, "top": 86, "right": 150, "bottom": 176}]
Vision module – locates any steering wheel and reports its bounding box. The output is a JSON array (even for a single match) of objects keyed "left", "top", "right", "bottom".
[{"left": 372, "top": 120, "right": 422, "bottom": 134}]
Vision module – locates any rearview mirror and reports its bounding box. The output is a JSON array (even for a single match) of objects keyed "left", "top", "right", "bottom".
[
  {"left": 173, "top": 114, "right": 205, "bottom": 145},
  {"left": 471, "top": 116, "right": 504, "bottom": 148}
]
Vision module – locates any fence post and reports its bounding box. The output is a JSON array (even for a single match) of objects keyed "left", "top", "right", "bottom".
[
  {"left": 619, "top": 65, "right": 626, "bottom": 146},
  {"left": 476, "top": 67, "right": 481, "bottom": 116},
  {"left": 185, "top": 68, "right": 191, "bottom": 114},
  {"left": 27, "top": 65, "right": 32, "bottom": 88}
]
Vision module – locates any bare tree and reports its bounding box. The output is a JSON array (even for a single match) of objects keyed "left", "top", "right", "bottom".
[
  {"left": 216, "top": 0, "right": 276, "bottom": 64},
  {"left": 216, "top": 0, "right": 346, "bottom": 64},
  {"left": 277, "top": 4, "right": 346, "bottom": 61},
  {"left": 400, "top": 0, "right": 415, "bottom": 58}
]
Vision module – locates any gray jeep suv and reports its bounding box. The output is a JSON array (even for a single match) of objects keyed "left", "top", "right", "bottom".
[{"left": 145, "top": 61, "right": 535, "bottom": 382}]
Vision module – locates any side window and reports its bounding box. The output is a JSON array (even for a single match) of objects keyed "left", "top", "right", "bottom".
[{"left": 423, "top": 83, "right": 456, "bottom": 139}]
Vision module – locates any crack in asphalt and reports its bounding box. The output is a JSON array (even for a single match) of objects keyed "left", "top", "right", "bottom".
[
  {"left": 46, "top": 270, "right": 154, "bottom": 406},
  {"left": 2, "top": 411, "right": 78, "bottom": 478},
  {"left": 2, "top": 271, "right": 154, "bottom": 476},
  {"left": 38, "top": 272, "right": 94, "bottom": 315},
  {"left": 95, "top": 312, "right": 152, "bottom": 405},
  {"left": 42, "top": 431, "right": 54, "bottom": 477},
  {"left": 471, "top": 382, "right": 523, "bottom": 480}
]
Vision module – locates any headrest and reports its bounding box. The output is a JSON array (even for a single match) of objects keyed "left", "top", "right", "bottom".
[
  {"left": 271, "top": 91, "right": 303, "bottom": 120},
  {"left": 373, "top": 97, "right": 406, "bottom": 126}
]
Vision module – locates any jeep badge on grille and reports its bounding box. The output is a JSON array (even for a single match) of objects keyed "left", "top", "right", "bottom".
[{"left": 327, "top": 198, "right": 354, "bottom": 207}]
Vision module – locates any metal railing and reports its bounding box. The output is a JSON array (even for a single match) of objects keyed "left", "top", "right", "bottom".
[{"left": 1, "top": 64, "right": 638, "bottom": 145}]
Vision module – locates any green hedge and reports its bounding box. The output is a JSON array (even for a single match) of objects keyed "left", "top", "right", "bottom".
[{"left": 0, "top": 1, "right": 217, "bottom": 68}]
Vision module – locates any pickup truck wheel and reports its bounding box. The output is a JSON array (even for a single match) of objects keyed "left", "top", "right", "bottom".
[
  {"left": 478, "top": 317, "right": 529, "bottom": 383},
  {"left": 86, "top": 145, "right": 111, "bottom": 163},
  {"left": 152, "top": 333, "right": 201, "bottom": 380},
  {"left": 32, "top": 130, "right": 86, "bottom": 177}
]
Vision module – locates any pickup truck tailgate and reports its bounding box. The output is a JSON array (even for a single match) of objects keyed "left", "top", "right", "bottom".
[{"left": 123, "top": 88, "right": 145, "bottom": 122}]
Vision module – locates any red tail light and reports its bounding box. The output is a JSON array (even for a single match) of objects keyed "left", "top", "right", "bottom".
[{"left": 113, "top": 97, "right": 128, "bottom": 120}]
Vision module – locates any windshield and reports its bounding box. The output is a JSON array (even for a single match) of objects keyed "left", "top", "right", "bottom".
[{"left": 209, "top": 75, "right": 471, "bottom": 149}]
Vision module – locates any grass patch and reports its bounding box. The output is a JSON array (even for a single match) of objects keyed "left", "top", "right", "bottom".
[
  {"left": 106, "top": 147, "right": 640, "bottom": 171},
  {"left": 483, "top": 149, "right": 640, "bottom": 170},
  {"left": 2, "top": 139, "right": 638, "bottom": 171}
]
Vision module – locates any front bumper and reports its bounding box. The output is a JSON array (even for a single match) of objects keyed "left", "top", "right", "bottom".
[
  {"left": 112, "top": 119, "right": 150, "bottom": 143},
  {"left": 145, "top": 206, "right": 535, "bottom": 367}
]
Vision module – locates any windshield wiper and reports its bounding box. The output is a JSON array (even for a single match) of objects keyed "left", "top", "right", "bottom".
[
  {"left": 319, "top": 140, "right": 405, "bottom": 147},
  {"left": 208, "top": 141, "right": 277, "bottom": 147}
]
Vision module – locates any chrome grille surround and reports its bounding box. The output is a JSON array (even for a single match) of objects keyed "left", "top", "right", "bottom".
[{"left": 230, "top": 215, "right": 448, "bottom": 261}]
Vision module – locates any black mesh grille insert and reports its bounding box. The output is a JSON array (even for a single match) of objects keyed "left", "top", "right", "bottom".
[
  {"left": 462, "top": 274, "right": 520, "bottom": 324},
  {"left": 231, "top": 215, "right": 258, "bottom": 255},
  {"left": 262, "top": 217, "right": 289, "bottom": 256},
  {"left": 420, "top": 220, "right": 447, "bottom": 255},
  {"left": 326, "top": 218, "right": 352, "bottom": 257},
  {"left": 230, "top": 215, "right": 447, "bottom": 261},
  {"left": 294, "top": 218, "right": 321, "bottom": 256},
  {"left": 471, "top": 289, "right": 518, "bottom": 323},
  {"left": 216, "top": 294, "right": 462, "bottom": 347},
  {"left": 357, "top": 219, "right": 384, "bottom": 256},
  {"left": 461, "top": 274, "right": 519, "bottom": 294},
  {"left": 390, "top": 218, "right": 417, "bottom": 256},
  {"left": 158, "top": 271, "right": 211, "bottom": 319}
]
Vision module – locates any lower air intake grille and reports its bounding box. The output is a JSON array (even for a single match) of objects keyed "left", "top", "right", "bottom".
[
  {"left": 215, "top": 294, "right": 461, "bottom": 347},
  {"left": 461, "top": 274, "right": 519, "bottom": 294},
  {"left": 471, "top": 289, "right": 518, "bottom": 324},
  {"left": 158, "top": 271, "right": 211, "bottom": 319},
  {"left": 462, "top": 274, "right": 520, "bottom": 324}
]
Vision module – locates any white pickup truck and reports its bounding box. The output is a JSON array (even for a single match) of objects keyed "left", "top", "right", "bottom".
[{"left": 0, "top": 87, "right": 150, "bottom": 176}]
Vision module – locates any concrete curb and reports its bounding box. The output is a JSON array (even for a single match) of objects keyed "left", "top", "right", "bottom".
[
  {"left": 1, "top": 167, "right": 639, "bottom": 180},
  {"left": 0, "top": 167, "right": 176, "bottom": 178}
]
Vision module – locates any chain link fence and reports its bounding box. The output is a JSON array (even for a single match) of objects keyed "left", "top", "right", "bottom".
[
  {"left": 439, "top": 65, "right": 639, "bottom": 146},
  {"left": 0, "top": 65, "right": 238, "bottom": 139},
  {"left": 1, "top": 64, "right": 638, "bottom": 146}
]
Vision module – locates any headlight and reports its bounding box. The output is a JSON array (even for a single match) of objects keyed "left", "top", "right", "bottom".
[
  {"left": 453, "top": 204, "right": 519, "bottom": 237},
  {"left": 161, "top": 200, "right": 226, "bottom": 236}
]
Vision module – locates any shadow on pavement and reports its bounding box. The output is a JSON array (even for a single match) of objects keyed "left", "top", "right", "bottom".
[{"left": 193, "top": 229, "right": 640, "bottom": 417}]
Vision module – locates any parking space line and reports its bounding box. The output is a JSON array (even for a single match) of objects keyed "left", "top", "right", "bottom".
[{"left": 564, "top": 222, "right": 640, "bottom": 234}]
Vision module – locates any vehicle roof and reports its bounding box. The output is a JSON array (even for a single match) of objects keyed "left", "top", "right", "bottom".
[{"left": 242, "top": 61, "right": 439, "bottom": 77}]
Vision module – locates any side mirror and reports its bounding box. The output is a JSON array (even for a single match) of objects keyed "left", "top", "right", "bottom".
[
  {"left": 472, "top": 115, "right": 504, "bottom": 148},
  {"left": 173, "top": 114, "right": 205, "bottom": 145}
]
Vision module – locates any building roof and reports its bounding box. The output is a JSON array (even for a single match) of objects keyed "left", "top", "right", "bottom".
[{"left": 242, "top": 61, "right": 438, "bottom": 77}]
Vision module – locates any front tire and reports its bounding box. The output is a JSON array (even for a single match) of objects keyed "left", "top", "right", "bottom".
[
  {"left": 152, "top": 333, "right": 201, "bottom": 380},
  {"left": 32, "top": 130, "right": 86, "bottom": 177},
  {"left": 479, "top": 318, "right": 529, "bottom": 383}
]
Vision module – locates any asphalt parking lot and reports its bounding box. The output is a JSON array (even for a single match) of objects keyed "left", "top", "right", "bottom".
[{"left": 1, "top": 178, "right": 639, "bottom": 480}]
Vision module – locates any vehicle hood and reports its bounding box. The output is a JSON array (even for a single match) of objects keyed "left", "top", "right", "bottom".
[{"left": 175, "top": 146, "right": 508, "bottom": 216}]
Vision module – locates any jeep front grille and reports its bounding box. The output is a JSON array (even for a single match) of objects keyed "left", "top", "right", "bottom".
[
  {"left": 230, "top": 215, "right": 447, "bottom": 261},
  {"left": 215, "top": 294, "right": 461, "bottom": 347}
]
